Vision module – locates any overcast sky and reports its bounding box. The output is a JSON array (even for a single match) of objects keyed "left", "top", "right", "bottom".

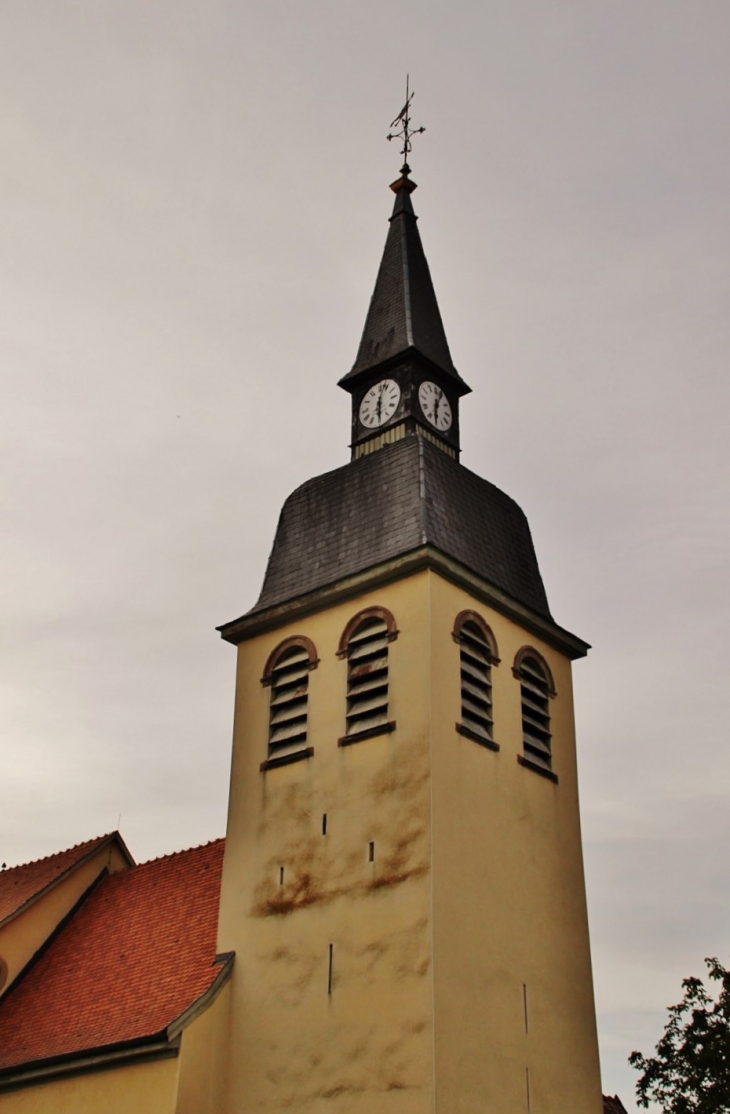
[{"left": 1, "top": 2, "right": 729, "bottom": 1105}]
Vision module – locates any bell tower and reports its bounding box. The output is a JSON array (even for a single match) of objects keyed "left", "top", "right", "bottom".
[{"left": 214, "top": 140, "right": 604, "bottom": 1113}]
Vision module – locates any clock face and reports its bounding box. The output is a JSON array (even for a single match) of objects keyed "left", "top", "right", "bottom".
[
  {"left": 359, "top": 379, "right": 401, "bottom": 429},
  {"left": 419, "top": 381, "right": 453, "bottom": 432}
]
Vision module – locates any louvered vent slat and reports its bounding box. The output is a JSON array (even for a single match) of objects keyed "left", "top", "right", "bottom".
[
  {"left": 462, "top": 695, "right": 493, "bottom": 721},
  {"left": 270, "top": 699, "right": 308, "bottom": 725},
  {"left": 346, "top": 618, "right": 390, "bottom": 735},
  {"left": 523, "top": 731, "right": 551, "bottom": 757},
  {"left": 462, "top": 713, "right": 492, "bottom": 738},
  {"left": 270, "top": 720, "right": 308, "bottom": 745},
  {"left": 460, "top": 640, "right": 491, "bottom": 665},
  {"left": 461, "top": 659, "right": 490, "bottom": 686},
  {"left": 348, "top": 637, "right": 389, "bottom": 662},
  {"left": 518, "top": 655, "right": 552, "bottom": 771},
  {"left": 461, "top": 677, "right": 492, "bottom": 703},
  {"left": 268, "top": 645, "right": 311, "bottom": 759},
  {"left": 270, "top": 684, "right": 308, "bottom": 707},
  {"left": 348, "top": 625, "right": 389, "bottom": 647},
  {"left": 521, "top": 708, "right": 550, "bottom": 735},
  {"left": 346, "top": 674, "right": 388, "bottom": 698},
  {"left": 458, "top": 620, "right": 493, "bottom": 741},
  {"left": 349, "top": 656, "right": 388, "bottom": 679},
  {"left": 346, "top": 692, "right": 389, "bottom": 718},
  {"left": 348, "top": 710, "right": 388, "bottom": 734}
]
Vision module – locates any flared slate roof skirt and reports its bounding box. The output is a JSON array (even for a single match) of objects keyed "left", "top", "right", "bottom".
[{"left": 246, "top": 437, "right": 551, "bottom": 622}]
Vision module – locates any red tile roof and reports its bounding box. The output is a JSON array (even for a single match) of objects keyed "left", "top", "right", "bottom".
[
  {"left": 0, "top": 834, "right": 130, "bottom": 927},
  {"left": 0, "top": 839, "right": 226, "bottom": 1072}
]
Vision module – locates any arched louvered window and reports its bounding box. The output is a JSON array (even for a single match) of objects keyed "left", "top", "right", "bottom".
[
  {"left": 338, "top": 608, "right": 397, "bottom": 745},
  {"left": 454, "top": 611, "right": 499, "bottom": 750},
  {"left": 514, "top": 649, "right": 556, "bottom": 778},
  {"left": 262, "top": 637, "right": 317, "bottom": 768}
]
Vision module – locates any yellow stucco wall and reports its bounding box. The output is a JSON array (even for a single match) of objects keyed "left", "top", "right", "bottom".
[
  {"left": 217, "top": 566, "right": 602, "bottom": 1112},
  {"left": 0, "top": 1055, "right": 179, "bottom": 1114},
  {"left": 429, "top": 575, "right": 603, "bottom": 1113},
  {"left": 175, "top": 984, "right": 231, "bottom": 1114},
  {"left": 217, "top": 574, "right": 435, "bottom": 1113},
  {"left": 0, "top": 842, "right": 130, "bottom": 996}
]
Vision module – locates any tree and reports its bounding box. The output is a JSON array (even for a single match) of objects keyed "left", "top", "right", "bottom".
[{"left": 629, "top": 957, "right": 730, "bottom": 1113}]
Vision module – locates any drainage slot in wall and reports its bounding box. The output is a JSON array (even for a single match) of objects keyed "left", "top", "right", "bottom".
[{"left": 368, "top": 841, "right": 375, "bottom": 862}]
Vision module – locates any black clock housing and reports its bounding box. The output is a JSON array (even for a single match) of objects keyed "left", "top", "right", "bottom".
[{"left": 345, "top": 352, "right": 465, "bottom": 459}]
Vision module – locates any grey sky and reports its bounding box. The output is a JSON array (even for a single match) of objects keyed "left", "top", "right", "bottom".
[{"left": 1, "top": 2, "right": 729, "bottom": 1105}]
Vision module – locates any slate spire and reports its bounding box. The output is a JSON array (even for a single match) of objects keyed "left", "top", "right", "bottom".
[{"left": 339, "top": 168, "right": 470, "bottom": 392}]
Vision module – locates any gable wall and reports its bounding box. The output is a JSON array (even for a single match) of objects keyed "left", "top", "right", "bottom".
[
  {"left": 175, "top": 984, "right": 231, "bottom": 1114},
  {"left": 0, "top": 843, "right": 130, "bottom": 997}
]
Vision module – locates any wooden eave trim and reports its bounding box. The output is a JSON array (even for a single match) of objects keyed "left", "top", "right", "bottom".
[
  {"left": 218, "top": 546, "right": 590, "bottom": 661},
  {"left": 0, "top": 1034, "right": 180, "bottom": 1094},
  {"left": 0, "top": 834, "right": 136, "bottom": 932},
  {"left": 166, "top": 951, "right": 235, "bottom": 1040}
]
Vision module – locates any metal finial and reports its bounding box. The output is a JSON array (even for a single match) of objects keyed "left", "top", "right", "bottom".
[{"left": 386, "top": 75, "right": 425, "bottom": 171}]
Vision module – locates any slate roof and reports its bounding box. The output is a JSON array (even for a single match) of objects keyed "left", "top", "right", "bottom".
[
  {"left": 0, "top": 834, "right": 132, "bottom": 927},
  {"left": 340, "top": 177, "right": 468, "bottom": 390},
  {"left": 0, "top": 839, "right": 226, "bottom": 1073},
  {"left": 250, "top": 435, "right": 551, "bottom": 619}
]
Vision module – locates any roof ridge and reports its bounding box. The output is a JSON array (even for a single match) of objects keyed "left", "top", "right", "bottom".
[
  {"left": 1, "top": 833, "right": 115, "bottom": 874},
  {"left": 136, "top": 837, "right": 225, "bottom": 869}
]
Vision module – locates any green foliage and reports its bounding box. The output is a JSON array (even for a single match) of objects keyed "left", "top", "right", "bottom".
[{"left": 629, "top": 958, "right": 730, "bottom": 1113}]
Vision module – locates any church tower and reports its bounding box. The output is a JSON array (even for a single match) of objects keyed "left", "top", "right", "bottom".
[{"left": 215, "top": 160, "right": 603, "bottom": 1113}]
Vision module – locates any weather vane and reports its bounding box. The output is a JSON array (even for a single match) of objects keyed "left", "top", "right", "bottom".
[{"left": 387, "top": 75, "right": 425, "bottom": 172}]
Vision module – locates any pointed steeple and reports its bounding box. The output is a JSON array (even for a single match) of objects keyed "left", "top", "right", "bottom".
[{"left": 339, "top": 170, "right": 470, "bottom": 392}]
